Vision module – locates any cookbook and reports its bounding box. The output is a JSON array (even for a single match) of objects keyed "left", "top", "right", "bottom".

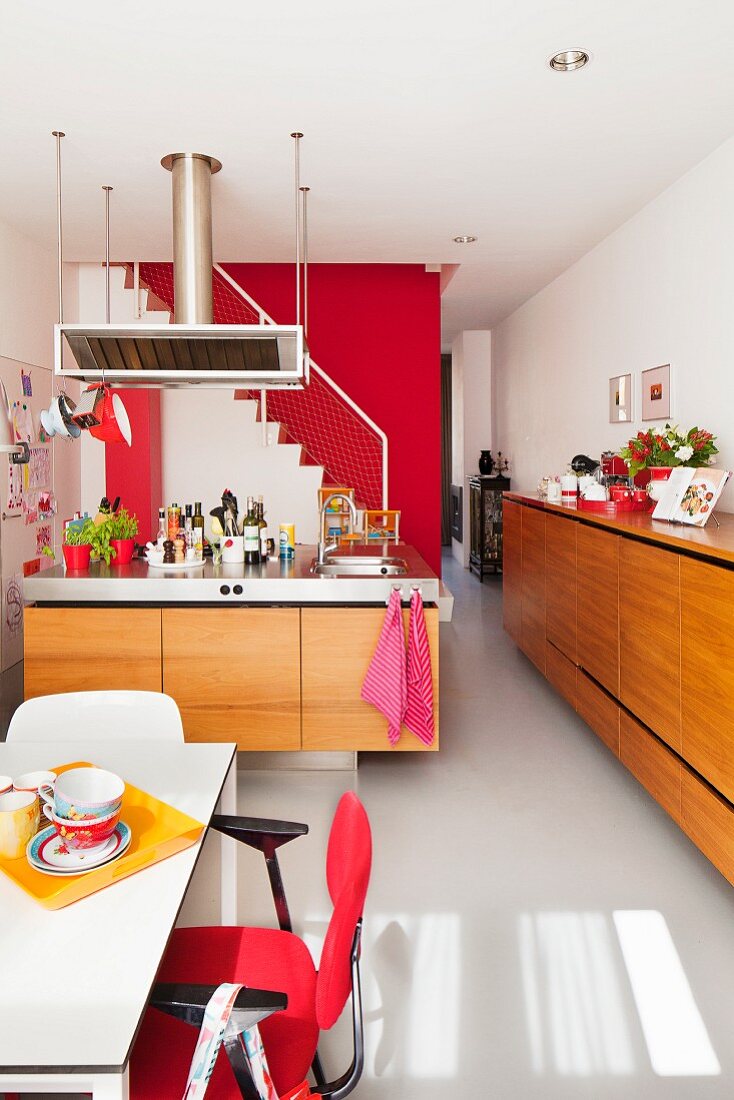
[{"left": 652, "top": 468, "right": 730, "bottom": 527}]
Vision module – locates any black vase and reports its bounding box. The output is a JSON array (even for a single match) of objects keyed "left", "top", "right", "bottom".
[{"left": 479, "top": 450, "right": 493, "bottom": 475}]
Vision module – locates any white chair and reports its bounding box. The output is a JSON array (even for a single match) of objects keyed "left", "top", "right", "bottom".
[{"left": 6, "top": 691, "right": 185, "bottom": 743}]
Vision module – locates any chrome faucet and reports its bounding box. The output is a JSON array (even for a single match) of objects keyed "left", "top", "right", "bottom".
[{"left": 318, "top": 493, "right": 359, "bottom": 564}]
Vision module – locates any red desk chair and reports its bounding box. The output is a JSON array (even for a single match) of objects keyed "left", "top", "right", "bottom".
[{"left": 130, "top": 791, "right": 372, "bottom": 1099}]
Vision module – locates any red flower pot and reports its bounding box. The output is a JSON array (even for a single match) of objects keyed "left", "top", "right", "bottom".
[
  {"left": 110, "top": 538, "right": 135, "bottom": 565},
  {"left": 62, "top": 544, "right": 91, "bottom": 571}
]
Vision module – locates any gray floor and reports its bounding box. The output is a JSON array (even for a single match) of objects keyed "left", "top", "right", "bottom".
[{"left": 7, "top": 554, "right": 734, "bottom": 1096}]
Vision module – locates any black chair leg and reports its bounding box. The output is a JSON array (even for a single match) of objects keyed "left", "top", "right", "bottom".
[{"left": 311, "top": 1049, "right": 328, "bottom": 1088}]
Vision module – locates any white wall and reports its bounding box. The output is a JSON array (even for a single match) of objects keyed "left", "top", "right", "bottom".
[
  {"left": 494, "top": 136, "right": 734, "bottom": 510},
  {"left": 160, "top": 391, "right": 323, "bottom": 544},
  {"left": 0, "top": 219, "right": 81, "bottom": 667},
  {"left": 451, "top": 330, "right": 492, "bottom": 566}
]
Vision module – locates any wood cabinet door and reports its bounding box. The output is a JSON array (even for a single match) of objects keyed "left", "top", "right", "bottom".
[
  {"left": 162, "top": 608, "right": 301, "bottom": 750},
  {"left": 301, "top": 607, "right": 439, "bottom": 751},
  {"left": 681, "top": 766, "right": 734, "bottom": 888},
  {"left": 502, "top": 500, "right": 522, "bottom": 644},
  {"left": 545, "top": 513, "right": 577, "bottom": 663},
  {"left": 681, "top": 558, "right": 734, "bottom": 803},
  {"left": 576, "top": 524, "right": 619, "bottom": 696},
  {"left": 545, "top": 641, "right": 577, "bottom": 710},
  {"left": 620, "top": 540, "right": 681, "bottom": 753},
  {"left": 620, "top": 711, "right": 681, "bottom": 824},
  {"left": 520, "top": 506, "right": 546, "bottom": 674},
  {"left": 576, "top": 670, "right": 620, "bottom": 757},
  {"left": 24, "top": 607, "right": 162, "bottom": 697}
]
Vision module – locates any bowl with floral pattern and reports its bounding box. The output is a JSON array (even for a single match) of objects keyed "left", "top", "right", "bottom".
[{"left": 41, "top": 804, "right": 120, "bottom": 850}]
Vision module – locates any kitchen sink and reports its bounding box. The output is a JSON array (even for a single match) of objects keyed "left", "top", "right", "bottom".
[{"left": 312, "top": 556, "right": 408, "bottom": 577}]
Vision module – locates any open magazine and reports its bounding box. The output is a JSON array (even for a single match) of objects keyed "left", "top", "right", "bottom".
[{"left": 652, "top": 467, "right": 730, "bottom": 527}]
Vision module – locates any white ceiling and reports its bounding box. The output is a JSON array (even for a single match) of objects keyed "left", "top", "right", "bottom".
[{"left": 3, "top": 0, "right": 734, "bottom": 346}]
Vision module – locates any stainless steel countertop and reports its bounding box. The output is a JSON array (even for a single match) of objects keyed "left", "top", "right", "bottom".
[{"left": 24, "top": 543, "right": 440, "bottom": 605}]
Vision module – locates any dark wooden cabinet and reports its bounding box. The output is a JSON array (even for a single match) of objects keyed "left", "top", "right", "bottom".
[{"left": 469, "top": 476, "right": 510, "bottom": 580}]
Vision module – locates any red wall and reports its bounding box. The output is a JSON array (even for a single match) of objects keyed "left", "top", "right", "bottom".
[
  {"left": 105, "top": 390, "right": 161, "bottom": 545},
  {"left": 224, "top": 264, "right": 442, "bottom": 574}
]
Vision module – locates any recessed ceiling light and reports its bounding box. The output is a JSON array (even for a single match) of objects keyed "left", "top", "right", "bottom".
[
  {"left": 453, "top": 235, "right": 477, "bottom": 244},
  {"left": 549, "top": 49, "right": 589, "bottom": 72}
]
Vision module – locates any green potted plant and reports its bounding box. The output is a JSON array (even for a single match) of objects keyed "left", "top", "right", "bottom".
[
  {"left": 62, "top": 519, "right": 95, "bottom": 570},
  {"left": 107, "top": 508, "right": 139, "bottom": 566},
  {"left": 90, "top": 518, "right": 117, "bottom": 566}
]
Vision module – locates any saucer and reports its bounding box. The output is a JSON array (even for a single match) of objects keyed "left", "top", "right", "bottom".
[{"left": 27, "top": 822, "right": 131, "bottom": 875}]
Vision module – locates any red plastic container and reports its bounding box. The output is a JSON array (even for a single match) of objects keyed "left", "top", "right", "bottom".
[
  {"left": 110, "top": 538, "right": 135, "bottom": 565},
  {"left": 62, "top": 544, "right": 91, "bottom": 570}
]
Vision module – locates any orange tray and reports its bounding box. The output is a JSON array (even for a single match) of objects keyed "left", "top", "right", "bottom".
[{"left": 0, "top": 761, "right": 205, "bottom": 910}]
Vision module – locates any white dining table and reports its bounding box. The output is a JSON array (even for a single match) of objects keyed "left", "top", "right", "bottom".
[{"left": 0, "top": 740, "right": 237, "bottom": 1098}]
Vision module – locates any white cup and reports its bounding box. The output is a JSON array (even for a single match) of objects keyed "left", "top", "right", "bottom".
[
  {"left": 583, "top": 484, "right": 608, "bottom": 501},
  {"left": 0, "top": 790, "right": 40, "bottom": 859},
  {"left": 546, "top": 482, "right": 562, "bottom": 503},
  {"left": 13, "top": 770, "right": 57, "bottom": 794},
  {"left": 0, "top": 775, "right": 12, "bottom": 796}
]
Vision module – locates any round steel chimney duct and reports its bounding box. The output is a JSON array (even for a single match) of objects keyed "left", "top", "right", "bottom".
[{"left": 161, "top": 152, "right": 222, "bottom": 324}]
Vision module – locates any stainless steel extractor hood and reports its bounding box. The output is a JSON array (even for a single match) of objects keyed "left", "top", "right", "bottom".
[{"left": 55, "top": 151, "right": 307, "bottom": 389}]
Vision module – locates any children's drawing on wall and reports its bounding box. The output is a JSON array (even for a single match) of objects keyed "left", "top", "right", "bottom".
[
  {"left": 21, "top": 370, "right": 32, "bottom": 397},
  {"left": 2, "top": 572, "right": 24, "bottom": 669},
  {"left": 36, "top": 524, "right": 52, "bottom": 557},
  {"left": 12, "top": 401, "right": 34, "bottom": 444},
  {"left": 29, "top": 446, "right": 50, "bottom": 490},
  {"left": 37, "top": 490, "right": 56, "bottom": 520},
  {"left": 7, "top": 458, "right": 22, "bottom": 515},
  {"left": 22, "top": 490, "right": 38, "bottom": 526}
]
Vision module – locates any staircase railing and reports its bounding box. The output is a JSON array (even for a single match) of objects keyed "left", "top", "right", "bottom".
[{"left": 128, "top": 261, "right": 388, "bottom": 508}]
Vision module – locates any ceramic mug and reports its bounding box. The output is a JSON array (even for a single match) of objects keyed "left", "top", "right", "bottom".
[
  {"left": 0, "top": 790, "right": 40, "bottom": 859},
  {"left": 39, "top": 766, "right": 124, "bottom": 822},
  {"left": 13, "top": 770, "right": 57, "bottom": 794},
  {"left": 583, "top": 484, "right": 608, "bottom": 502},
  {"left": 42, "top": 803, "right": 119, "bottom": 850}
]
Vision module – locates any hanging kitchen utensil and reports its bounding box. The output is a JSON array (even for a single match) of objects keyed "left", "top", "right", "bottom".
[
  {"left": 88, "top": 387, "right": 132, "bottom": 446},
  {"left": 58, "top": 391, "right": 81, "bottom": 438},
  {"left": 72, "top": 384, "right": 106, "bottom": 429}
]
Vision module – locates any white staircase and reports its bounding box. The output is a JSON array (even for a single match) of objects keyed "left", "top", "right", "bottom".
[{"left": 75, "top": 263, "right": 324, "bottom": 541}]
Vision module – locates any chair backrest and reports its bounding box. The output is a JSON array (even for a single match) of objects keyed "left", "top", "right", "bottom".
[
  {"left": 315, "top": 791, "right": 372, "bottom": 1030},
  {"left": 6, "top": 691, "right": 185, "bottom": 743}
]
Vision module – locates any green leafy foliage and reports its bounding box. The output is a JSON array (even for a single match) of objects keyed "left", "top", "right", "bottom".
[
  {"left": 108, "top": 508, "right": 139, "bottom": 540},
  {"left": 63, "top": 518, "right": 96, "bottom": 547}
]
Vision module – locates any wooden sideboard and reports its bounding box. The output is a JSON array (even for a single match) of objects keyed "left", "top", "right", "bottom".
[{"left": 503, "top": 494, "right": 734, "bottom": 887}]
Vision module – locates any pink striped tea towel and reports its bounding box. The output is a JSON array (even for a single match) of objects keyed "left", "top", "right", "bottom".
[
  {"left": 361, "top": 587, "right": 407, "bottom": 745},
  {"left": 404, "top": 588, "right": 435, "bottom": 745}
]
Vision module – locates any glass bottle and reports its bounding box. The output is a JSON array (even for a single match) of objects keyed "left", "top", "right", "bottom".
[
  {"left": 257, "top": 495, "right": 268, "bottom": 559},
  {"left": 156, "top": 507, "right": 166, "bottom": 547},
  {"left": 184, "top": 504, "right": 193, "bottom": 553},
  {"left": 167, "top": 503, "right": 181, "bottom": 542},
  {"left": 192, "top": 502, "right": 205, "bottom": 562},
  {"left": 243, "top": 496, "right": 261, "bottom": 565}
]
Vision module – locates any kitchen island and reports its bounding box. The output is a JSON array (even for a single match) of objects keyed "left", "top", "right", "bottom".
[
  {"left": 503, "top": 491, "right": 734, "bottom": 887},
  {"left": 23, "top": 544, "right": 439, "bottom": 753}
]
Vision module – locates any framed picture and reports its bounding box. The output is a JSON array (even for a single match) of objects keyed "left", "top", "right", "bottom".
[
  {"left": 642, "top": 364, "right": 671, "bottom": 420},
  {"left": 609, "top": 373, "right": 633, "bottom": 423}
]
